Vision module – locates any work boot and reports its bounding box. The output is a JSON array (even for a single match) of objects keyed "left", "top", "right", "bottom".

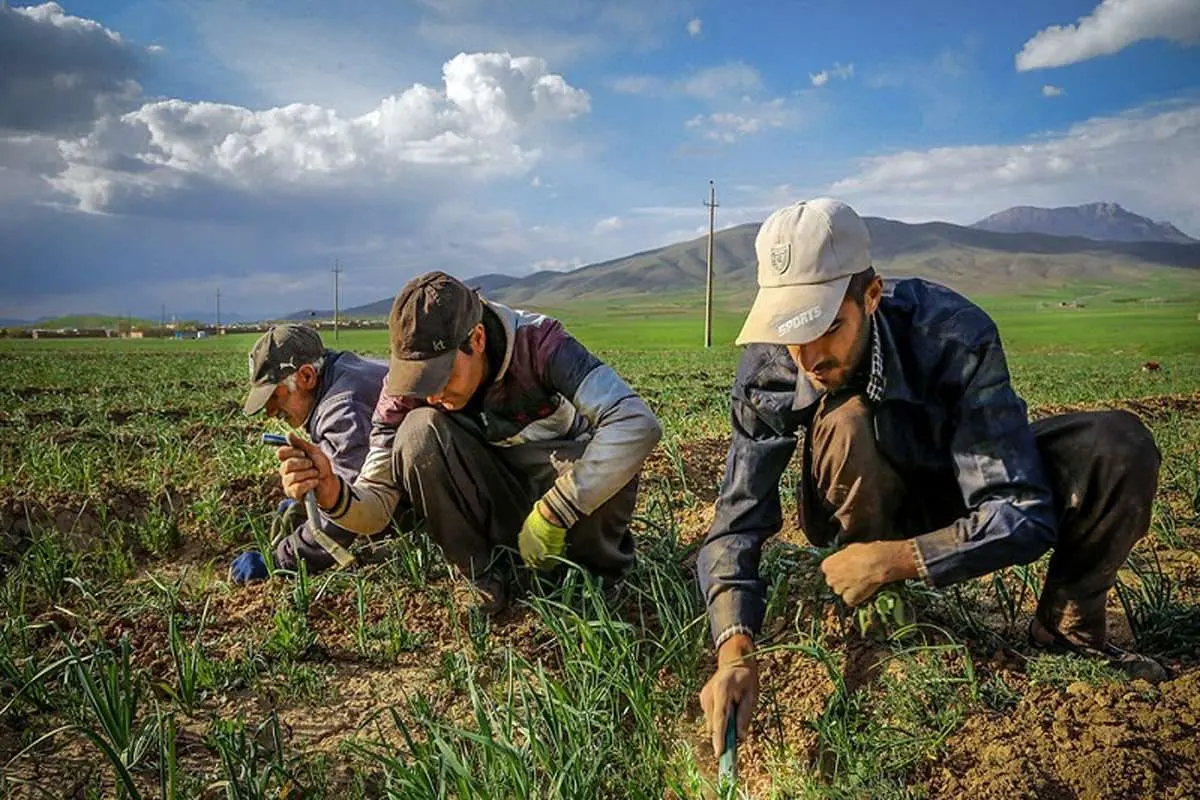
[
  {"left": 1029, "top": 617, "right": 1169, "bottom": 684},
  {"left": 465, "top": 574, "right": 509, "bottom": 616}
]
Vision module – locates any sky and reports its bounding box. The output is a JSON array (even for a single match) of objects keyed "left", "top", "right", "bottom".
[{"left": 1, "top": 0, "right": 1199, "bottom": 320}]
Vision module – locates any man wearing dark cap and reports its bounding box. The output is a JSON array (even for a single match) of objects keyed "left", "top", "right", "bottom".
[
  {"left": 276, "top": 271, "right": 662, "bottom": 609},
  {"left": 697, "top": 198, "right": 1166, "bottom": 758},
  {"left": 231, "top": 324, "right": 387, "bottom": 583}
]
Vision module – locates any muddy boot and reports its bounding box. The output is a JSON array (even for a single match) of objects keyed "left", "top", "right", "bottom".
[
  {"left": 463, "top": 574, "right": 509, "bottom": 616},
  {"left": 1029, "top": 617, "right": 1169, "bottom": 684}
]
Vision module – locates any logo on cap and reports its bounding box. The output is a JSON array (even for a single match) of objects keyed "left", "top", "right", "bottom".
[
  {"left": 770, "top": 243, "right": 791, "bottom": 274},
  {"left": 776, "top": 305, "right": 822, "bottom": 336}
]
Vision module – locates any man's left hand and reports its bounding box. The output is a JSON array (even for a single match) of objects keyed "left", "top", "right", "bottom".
[
  {"left": 518, "top": 503, "right": 567, "bottom": 570},
  {"left": 820, "top": 540, "right": 919, "bottom": 607}
]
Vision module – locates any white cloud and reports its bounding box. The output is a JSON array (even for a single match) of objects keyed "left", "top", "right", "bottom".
[
  {"left": 828, "top": 100, "right": 1200, "bottom": 235},
  {"left": 592, "top": 215, "right": 623, "bottom": 234},
  {"left": 531, "top": 256, "right": 584, "bottom": 272},
  {"left": 416, "top": 0, "right": 683, "bottom": 66},
  {"left": 146, "top": 44, "right": 166, "bottom": 55},
  {"left": 530, "top": 175, "right": 542, "bottom": 188},
  {"left": 608, "top": 75, "right": 662, "bottom": 95},
  {"left": 1016, "top": 0, "right": 1200, "bottom": 71},
  {"left": 0, "top": 2, "right": 142, "bottom": 134},
  {"left": 678, "top": 62, "right": 763, "bottom": 100},
  {"left": 45, "top": 52, "right": 590, "bottom": 213},
  {"left": 607, "top": 62, "right": 806, "bottom": 143},
  {"left": 687, "top": 17, "right": 703, "bottom": 37},
  {"left": 1042, "top": 84, "right": 1066, "bottom": 97},
  {"left": 684, "top": 98, "right": 796, "bottom": 143},
  {"left": 611, "top": 62, "right": 763, "bottom": 100},
  {"left": 810, "top": 62, "right": 854, "bottom": 88}
]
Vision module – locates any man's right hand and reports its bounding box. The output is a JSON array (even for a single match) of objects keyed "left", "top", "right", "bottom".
[
  {"left": 277, "top": 433, "right": 338, "bottom": 510},
  {"left": 699, "top": 633, "right": 759, "bottom": 759}
]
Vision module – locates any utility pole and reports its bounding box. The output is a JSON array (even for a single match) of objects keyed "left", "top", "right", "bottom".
[
  {"left": 704, "top": 180, "right": 718, "bottom": 348},
  {"left": 332, "top": 260, "right": 342, "bottom": 342},
  {"left": 215, "top": 288, "right": 221, "bottom": 331},
  {"left": 160, "top": 303, "right": 166, "bottom": 329}
]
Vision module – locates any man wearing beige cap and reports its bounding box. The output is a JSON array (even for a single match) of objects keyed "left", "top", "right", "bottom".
[
  {"left": 698, "top": 198, "right": 1165, "bottom": 756},
  {"left": 276, "top": 271, "right": 661, "bottom": 609},
  {"left": 232, "top": 324, "right": 387, "bottom": 583}
]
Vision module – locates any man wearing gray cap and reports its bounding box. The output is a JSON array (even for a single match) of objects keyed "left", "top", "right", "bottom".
[
  {"left": 697, "top": 198, "right": 1165, "bottom": 756},
  {"left": 232, "top": 324, "right": 387, "bottom": 583},
  {"left": 276, "top": 271, "right": 662, "bottom": 611}
]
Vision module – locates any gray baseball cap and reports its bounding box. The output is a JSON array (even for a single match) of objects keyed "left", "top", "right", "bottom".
[
  {"left": 243, "top": 324, "right": 325, "bottom": 415},
  {"left": 736, "top": 198, "right": 872, "bottom": 346}
]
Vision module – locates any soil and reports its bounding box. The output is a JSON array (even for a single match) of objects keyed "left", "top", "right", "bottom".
[
  {"left": 926, "top": 673, "right": 1200, "bottom": 799},
  {"left": 3, "top": 391, "right": 1199, "bottom": 798}
]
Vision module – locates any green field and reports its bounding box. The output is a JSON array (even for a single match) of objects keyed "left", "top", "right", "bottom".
[{"left": 2, "top": 280, "right": 1199, "bottom": 798}]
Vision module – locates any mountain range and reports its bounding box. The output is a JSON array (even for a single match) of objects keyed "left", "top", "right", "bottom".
[
  {"left": 8, "top": 203, "right": 1196, "bottom": 328},
  {"left": 285, "top": 202, "right": 1200, "bottom": 320},
  {"left": 971, "top": 202, "right": 1196, "bottom": 244}
]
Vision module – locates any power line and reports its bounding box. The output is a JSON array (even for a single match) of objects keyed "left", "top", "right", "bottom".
[
  {"left": 704, "top": 180, "right": 719, "bottom": 348},
  {"left": 332, "top": 260, "right": 343, "bottom": 342}
]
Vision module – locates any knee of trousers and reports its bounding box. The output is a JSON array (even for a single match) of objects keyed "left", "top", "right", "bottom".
[
  {"left": 394, "top": 407, "right": 454, "bottom": 472},
  {"left": 811, "top": 393, "right": 875, "bottom": 456},
  {"left": 1084, "top": 410, "right": 1161, "bottom": 500}
]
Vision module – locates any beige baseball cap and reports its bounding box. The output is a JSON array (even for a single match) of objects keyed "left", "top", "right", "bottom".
[{"left": 736, "top": 198, "right": 872, "bottom": 346}]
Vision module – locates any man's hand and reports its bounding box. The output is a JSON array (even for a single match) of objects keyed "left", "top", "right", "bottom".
[
  {"left": 820, "top": 540, "right": 919, "bottom": 607},
  {"left": 277, "top": 433, "right": 338, "bottom": 509},
  {"left": 699, "top": 634, "right": 758, "bottom": 758},
  {"left": 517, "top": 503, "right": 567, "bottom": 569}
]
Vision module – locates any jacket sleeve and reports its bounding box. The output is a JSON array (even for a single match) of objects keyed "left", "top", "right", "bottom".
[
  {"left": 325, "top": 397, "right": 415, "bottom": 536},
  {"left": 911, "top": 330, "right": 1058, "bottom": 586},
  {"left": 311, "top": 393, "right": 374, "bottom": 483},
  {"left": 697, "top": 356, "right": 799, "bottom": 648},
  {"left": 537, "top": 334, "right": 662, "bottom": 528},
  {"left": 281, "top": 391, "right": 384, "bottom": 547}
]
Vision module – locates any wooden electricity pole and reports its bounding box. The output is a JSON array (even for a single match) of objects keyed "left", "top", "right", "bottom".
[
  {"left": 704, "top": 181, "right": 718, "bottom": 348},
  {"left": 215, "top": 288, "right": 221, "bottom": 331},
  {"left": 333, "top": 260, "right": 342, "bottom": 342}
]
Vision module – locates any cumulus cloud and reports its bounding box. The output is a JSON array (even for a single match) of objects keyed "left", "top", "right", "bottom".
[
  {"left": 810, "top": 62, "right": 854, "bottom": 88},
  {"left": 0, "top": 2, "right": 143, "bottom": 134},
  {"left": 828, "top": 100, "right": 1200, "bottom": 235},
  {"left": 45, "top": 52, "right": 589, "bottom": 214},
  {"left": 687, "top": 18, "right": 703, "bottom": 37},
  {"left": 1042, "top": 84, "right": 1066, "bottom": 97},
  {"left": 1016, "top": 0, "right": 1200, "bottom": 71}
]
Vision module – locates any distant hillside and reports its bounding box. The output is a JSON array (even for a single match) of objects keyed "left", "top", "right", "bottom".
[
  {"left": 971, "top": 202, "right": 1196, "bottom": 244},
  {"left": 7, "top": 314, "right": 159, "bottom": 330},
  {"left": 473, "top": 216, "right": 1200, "bottom": 307},
  {"left": 285, "top": 212, "right": 1200, "bottom": 318}
]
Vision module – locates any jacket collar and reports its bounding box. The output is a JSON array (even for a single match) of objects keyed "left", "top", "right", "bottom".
[
  {"left": 874, "top": 307, "right": 917, "bottom": 403},
  {"left": 482, "top": 299, "right": 517, "bottom": 383}
]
